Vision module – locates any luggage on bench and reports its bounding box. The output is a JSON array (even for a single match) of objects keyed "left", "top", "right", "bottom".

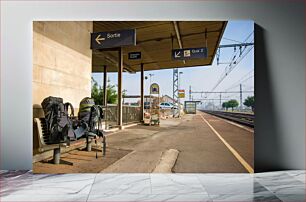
[
  {"left": 40, "top": 96, "right": 106, "bottom": 158},
  {"left": 41, "top": 96, "right": 76, "bottom": 145},
  {"left": 78, "top": 97, "right": 106, "bottom": 155}
]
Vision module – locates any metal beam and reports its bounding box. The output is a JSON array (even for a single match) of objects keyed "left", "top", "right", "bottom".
[
  {"left": 105, "top": 54, "right": 135, "bottom": 73},
  {"left": 136, "top": 29, "right": 223, "bottom": 45},
  {"left": 218, "top": 43, "right": 254, "bottom": 48},
  {"left": 94, "top": 50, "right": 136, "bottom": 73},
  {"left": 173, "top": 21, "right": 186, "bottom": 64},
  {"left": 191, "top": 91, "right": 254, "bottom": 94},
  {"left": 195, "top": 98, "right": 236, "bottom": 101}
]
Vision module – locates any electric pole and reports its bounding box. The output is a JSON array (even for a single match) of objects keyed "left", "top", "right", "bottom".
[
  {"left": 173, "top": 68, "right": 178, "bottom": 105},
  {"left": 240, "top": 84, "right": 243, "bottom": 111},
  {"left": 219, "top": 93, "right": 222, "bottom": 110},
  {"left": 189, "top": 85, "right": 192, "bottom": 101}
]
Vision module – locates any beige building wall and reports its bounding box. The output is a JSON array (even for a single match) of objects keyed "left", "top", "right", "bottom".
[{"left": 33, "top": 21, "right": 93, "bottom": 118}]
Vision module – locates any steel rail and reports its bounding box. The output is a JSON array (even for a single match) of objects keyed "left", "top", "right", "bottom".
[{"left": 201, "top": 110, "right": 254, "bottom": 128}]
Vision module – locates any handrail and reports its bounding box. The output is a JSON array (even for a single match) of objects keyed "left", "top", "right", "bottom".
[{"left": 98, "top": 105, "right": 141, "bottom": 128}]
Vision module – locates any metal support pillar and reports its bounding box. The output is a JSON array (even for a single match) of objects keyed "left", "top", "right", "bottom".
[
  {"left": 86, "top": 138, "right": 92, "bottom": 152},
  {"left": 51, "top": 146, "right": 73, "bottom": 165},
  {"left": 53, "top": 147, "right": 60, "bottom": 164},
  {"left": 103, "top": 65, "right": 107, "bottom": 106},
  {"left": 140, "top": 63, "right": 144, "bottom": 122},
  {"left": 118, "top": 48, "right": 123, "bottom": 128}
]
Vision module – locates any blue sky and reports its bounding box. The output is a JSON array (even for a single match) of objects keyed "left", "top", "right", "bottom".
[{"left": 92, "top": 20, "right": 254, "bottom": 106}]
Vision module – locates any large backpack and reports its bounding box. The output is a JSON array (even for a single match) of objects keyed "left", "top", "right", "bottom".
[
  {"left": 79, "top": 97, "right": 103, "bottom": 135},
  {"left": 78, "top": 97, "right": 106, "bottom": 156},
  {"left": 41, "top": 96, "right": 75, "bottom": 144},
  {"left": 79, "top": 97, "right": 95, "bottom": 123}
]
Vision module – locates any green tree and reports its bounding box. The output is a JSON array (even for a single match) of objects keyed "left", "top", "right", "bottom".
[
  {"left": 91, "top": 77, "right": 117, "bottom": 105},
  {"left": 222, "top": 102, "right": 229, "bottom": 110},
  {"left": 91, "top": 78, "right": 102, "bottom": 105},
  {"left": 106, "top": 83, "right": 118, "bottom": 104},
  {"left": 227, "top": 99, "right": 239, "bottom": 111},
  {"left": 243, "top": 96, "right": 255, "bottom": 112}
]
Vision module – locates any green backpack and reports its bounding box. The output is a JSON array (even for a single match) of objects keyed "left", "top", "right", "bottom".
[{"left": 78, "top": 97, "right": 103, "bottom": 133}]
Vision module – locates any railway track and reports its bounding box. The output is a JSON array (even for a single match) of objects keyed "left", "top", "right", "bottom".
[{"left": 201, "top": 110, "right": 254, "bottom": 128}]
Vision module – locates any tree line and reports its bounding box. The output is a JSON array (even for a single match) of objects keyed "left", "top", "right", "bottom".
[{"left": 222, "top": 96, "right": 254, "bottom": 111}]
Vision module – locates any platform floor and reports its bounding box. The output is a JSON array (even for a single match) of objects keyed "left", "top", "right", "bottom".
[
  {"left": 1, "top": 170, "right": 305, "bottom": 201},
  {"left": 33, "top": 112, "right": 254, "bottom": 173}
]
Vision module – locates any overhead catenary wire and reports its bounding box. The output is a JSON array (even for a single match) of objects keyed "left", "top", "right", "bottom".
[
  {"left": 210, "top": 45, "right": 253, "bottom": 94},
  {"left": 243, "top": 31, "right": 254, "bottom": 43},
  {"left": 216, "top": 31, "right": 254, "bottom": 65},
  {"left": 193, "top": 31, "right": 254, "bottom": 103},
  {"left": 224, "top": 73, "right": 254, "bottom": 92},
  {"left": 222, "top": 37, "right": 243, "bottom": 44},
  {"left": 208, "top": 36, "right": 254, "bottom": 97}
]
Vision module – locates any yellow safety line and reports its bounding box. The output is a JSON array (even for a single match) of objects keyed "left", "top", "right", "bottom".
[{"left": 199, "top": 114, "right": 254, "bottom": 173}]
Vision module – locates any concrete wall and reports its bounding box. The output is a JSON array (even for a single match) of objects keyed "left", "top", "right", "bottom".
[{"left": 33, "top": 21, "right": 93, "bottom": 118}]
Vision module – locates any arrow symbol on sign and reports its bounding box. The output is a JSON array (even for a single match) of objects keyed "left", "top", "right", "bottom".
[
  {"left": 175, "top": 51, "right": 181, "bottom": 58},
  {"left": 95, "top": 34, "right": 105, "bottom": 45}
]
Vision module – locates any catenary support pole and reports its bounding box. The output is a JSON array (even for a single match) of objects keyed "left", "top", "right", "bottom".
[
  {"left": 220, "top": 93, "right": 222, "bottom": 109},
  {"left": 240, "top": 84, "right": 243, "bottom": 111}
]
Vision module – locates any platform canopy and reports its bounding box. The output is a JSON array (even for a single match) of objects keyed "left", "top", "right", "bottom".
[{"left": 92, "top": 21, "right": 227, "bottom": 73}]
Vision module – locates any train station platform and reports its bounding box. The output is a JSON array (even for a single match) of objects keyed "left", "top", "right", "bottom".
[{"left": 33, "top": 112, "right": 253, "bottom": 173}]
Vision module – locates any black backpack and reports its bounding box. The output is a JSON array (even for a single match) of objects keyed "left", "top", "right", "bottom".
[{"left": 41, "top": 96, "right": 75, "bottom": 144}]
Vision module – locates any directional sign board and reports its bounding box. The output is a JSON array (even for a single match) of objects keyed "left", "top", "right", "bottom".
[
  {"left": 178, "top": 89, "right": 185, "bottom": 98},
  {"left": 128, "top": 52, "right": 141, "bottom": 60},
  {"left": 150, "top": 83, "right": 160, "bottom": 94},
  {"left": 172, "top": 47, "right": 208, "bottom": 60},
  {"left": 91, "top": 29, "right": 136, "bottom": 49}
]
